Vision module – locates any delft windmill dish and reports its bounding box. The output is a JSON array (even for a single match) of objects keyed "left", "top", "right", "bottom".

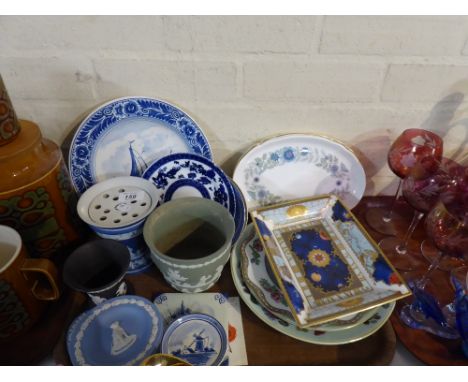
[
  {"left": 69, "top": 97, "right": 212, "bottom": 194},
  {"left": 231, "top": 227, "right": 396, "bottom": 345},
  {"left": 66, "top": 296, "right": 164, "bottom": 366},
  {"left": 154, "top": 293, "right": 230, "bottom": 365},
  {"left": 251, "top": 195, "right": 410, "bottom": 329},
  {"left": 142, "top": 153, "right": 246, "bottom": 243},
  {"left": 239, "top": 224, "right": 379, "bottom": 331},
  {"left": 233, "top": 134, "right": 366, "bottom": 210},
  {"left": 153, "top": 293, "right": 229, "bottom": 330},
  {"left": 161, "top": 313, "right": 228, "bottom": 366}
]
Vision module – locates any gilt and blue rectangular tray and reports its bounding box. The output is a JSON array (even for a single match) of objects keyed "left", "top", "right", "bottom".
[{"left": 251, "top": 195, "right": 411, "bottom": 329}]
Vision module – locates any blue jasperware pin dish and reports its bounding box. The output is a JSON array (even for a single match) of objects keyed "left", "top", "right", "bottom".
[{"left": 66, "top": 295, "right": 164, "bottom": 366}]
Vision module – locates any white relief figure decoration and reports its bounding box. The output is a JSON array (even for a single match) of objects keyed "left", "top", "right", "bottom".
[
  {"left": 163, "top": 266, "right": 225, "bottom": 292},
  {"left": 110, "top": 321, "right": 137, "bottom": 356},
  {"left": 116, "top": 282, "right": 127, "bottom": 296},
  {"left": 89, "top": 294, "right": 106, "bottom": 305}
]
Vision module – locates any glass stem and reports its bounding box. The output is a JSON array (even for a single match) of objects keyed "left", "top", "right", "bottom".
[
  {"left": 396, "top": 211, "right": 425, "bottom": 255},
  {"left": 417, "top": 251, "right": 442, "bottom": 289},
  {"left": 383, "top": 179, "right": 402, "bottom": 223}
]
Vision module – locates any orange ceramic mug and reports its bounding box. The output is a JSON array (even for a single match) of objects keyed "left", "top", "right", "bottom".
[{"left": 0, "top": 225, "right": 60, "bottom": 340}]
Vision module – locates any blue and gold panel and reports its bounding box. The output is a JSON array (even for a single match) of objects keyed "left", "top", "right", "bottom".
[{"left": 283, "top": 223, "right": 363, "bottom": 299}]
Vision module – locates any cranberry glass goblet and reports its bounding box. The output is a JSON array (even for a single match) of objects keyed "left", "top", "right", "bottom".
[
  {"left": 422, "top": 162, "right": 468, "bottom": 272},
  {"left": 379, "top": 158, "right": 451, "bottom": 271},
  {"left": 423, "top": 200, "right": 468, "bottom": 273},
  {"left": 366, "top": 129, "right": 443, "bottom": 235}
]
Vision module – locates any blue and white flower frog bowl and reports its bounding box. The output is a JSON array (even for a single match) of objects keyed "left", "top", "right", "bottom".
[{"left": 77, "top": 176, "right": 160, "bottom": 274}]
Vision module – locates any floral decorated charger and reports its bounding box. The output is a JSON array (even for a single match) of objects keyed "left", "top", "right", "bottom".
[
  {"left": 251, "top": 195, "right": 411, "bottom": 329},
  {"left": 240, "top": 224, "right": 379, "bottom": 331},
  {"left": 233, "top": 134, "right": 366, "bottom": 210}
]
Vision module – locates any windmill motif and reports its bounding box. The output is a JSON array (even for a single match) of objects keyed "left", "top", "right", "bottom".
[{"left": 186, "top": 329, "right": 208, "bottom": 353}]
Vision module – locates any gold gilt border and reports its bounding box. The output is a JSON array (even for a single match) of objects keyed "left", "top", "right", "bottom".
[{"left": 250, "top": 194, "right": 412, "bottom": 329}]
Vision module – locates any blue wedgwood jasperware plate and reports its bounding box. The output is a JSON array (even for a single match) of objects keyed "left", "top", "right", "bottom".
[
  {"left": 69, "top": 97, "right": 212, "bottom": 194},
  {"left": 66, "top": 295, "right": 164, "bottom": 366}
]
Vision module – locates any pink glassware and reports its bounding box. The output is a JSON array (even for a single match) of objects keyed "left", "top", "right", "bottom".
[{"left": 366, "top": 128, "right": 443, "bottom": 236}]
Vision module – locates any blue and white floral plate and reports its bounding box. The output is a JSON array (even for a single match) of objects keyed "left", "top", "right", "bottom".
[
  {"left": 66, "top": 295, "right": 164, "bottom": 365},
  {"left": 231, "top": 227, "right": 396, "bottom": 345},
  {"left": 161, "top": 313, "right": 228, "bottom": 366},
  {"left": 239, "top": 224, "right": 379, "bottom": 331},
  {"left": 142, "top": 153, "right": 246, "bottom": 243},
  {"left": 69, "top": 97, "right": 212, "bottom": 194},
  {"left": 233, "top": 134, "right": 366, "bottom": 210},
  {"left": 251, "top": 195, "right": 411, "bottom": 329}
]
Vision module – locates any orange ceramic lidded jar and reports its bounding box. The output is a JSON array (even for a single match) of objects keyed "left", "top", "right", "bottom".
[{"left": 0, "top": 76, "right": 82, "bottom": 258}]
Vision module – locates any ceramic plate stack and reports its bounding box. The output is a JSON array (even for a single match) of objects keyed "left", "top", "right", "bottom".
[{"left": 232, "top": 224, "right": 398, "bottom": 345}]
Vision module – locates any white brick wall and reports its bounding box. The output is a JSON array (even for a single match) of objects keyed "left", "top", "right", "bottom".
[{"left": 1, "top": 15, "right": 468, "bottom": 195}]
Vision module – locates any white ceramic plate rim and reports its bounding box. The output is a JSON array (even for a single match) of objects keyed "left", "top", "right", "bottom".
[{"left": 233, "top": 133, "right": 366, "bottom": 210}]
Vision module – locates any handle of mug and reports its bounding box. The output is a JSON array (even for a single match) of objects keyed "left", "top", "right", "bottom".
[{"left": 21, "top": 258, "right": 61, "bottom": 301}]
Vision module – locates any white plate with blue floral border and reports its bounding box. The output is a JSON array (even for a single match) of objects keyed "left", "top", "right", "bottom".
[
  {"left": 69, "top": 97, "right": 212, "bottom": 194},
  {"left": 233, "top": 134, "right": 366, "bottom": 210},
  {"left": 142, "top": 153, "right": 246, "bottom": 244},
  {"left": 231, "top": 227, "right": 396, "bottom": 345}
]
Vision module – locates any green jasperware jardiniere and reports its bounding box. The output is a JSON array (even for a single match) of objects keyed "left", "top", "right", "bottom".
[{"left": 143, "top": 197, "right": 235, "bottom": 293}]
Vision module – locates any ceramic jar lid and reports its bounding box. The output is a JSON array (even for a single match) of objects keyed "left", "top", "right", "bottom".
[{"left": 77, "top": 176, "right": 160, "bottom": 229}]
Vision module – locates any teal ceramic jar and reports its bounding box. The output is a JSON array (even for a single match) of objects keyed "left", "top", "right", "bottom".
[{"left": 143, "top": 198, "right": 235, "bottom": 293}]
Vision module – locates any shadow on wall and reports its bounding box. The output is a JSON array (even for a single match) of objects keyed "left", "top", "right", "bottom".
[
  {"left": 350, "top": 90, "right": 467, "bottom": 196},
  {"left": 60, "top": 89, "right": 468, "bottom": 196},
  {"left": 421, "top": 90, "right": 468, "bottom": 164}
]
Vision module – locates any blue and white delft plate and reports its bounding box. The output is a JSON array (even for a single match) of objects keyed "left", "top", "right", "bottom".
[
  {"left": 69, "top": 97, "right": 212, "bottom": 194},
  {"left": 161, "top": 313, "right": 227, "bottom": 366},
  {"left": 142, "top": 153, "right": 244, "bottom": 243},
  {"left": 232, "top": 227, "right": 396, "bottom": 345},
  {"left": 233, "top": 134, "right": 366, "bottom": 210},
  {"left": 66, "top": 295, "right": 164, "bottom": 365}
]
